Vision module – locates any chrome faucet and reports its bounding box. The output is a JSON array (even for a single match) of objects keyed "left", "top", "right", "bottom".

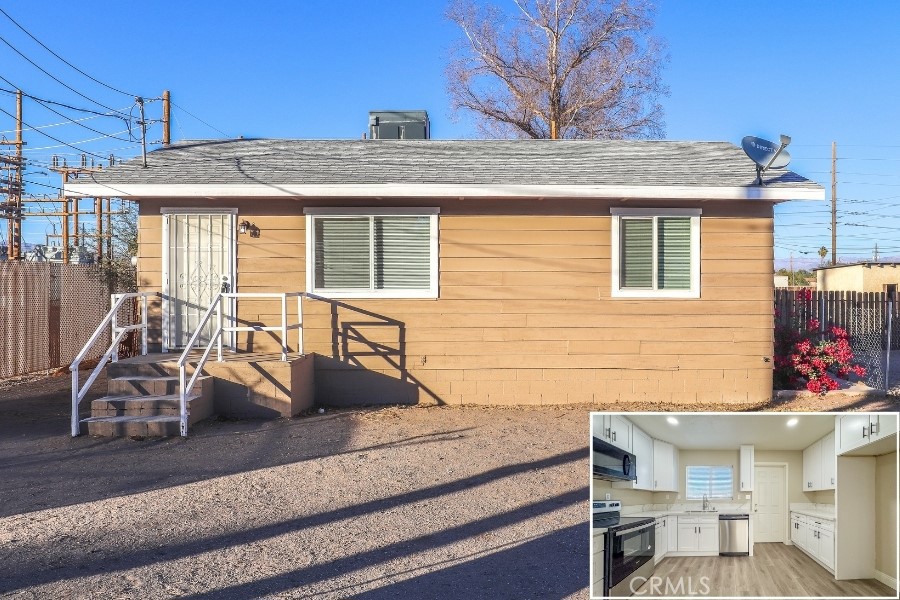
[{"left": 702, "top": 494, "right": 709, "bottom": 511}]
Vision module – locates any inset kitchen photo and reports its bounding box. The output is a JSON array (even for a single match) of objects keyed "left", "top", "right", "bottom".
[{"left": 590, "top": 412, "right": 899, "bottom": 598}]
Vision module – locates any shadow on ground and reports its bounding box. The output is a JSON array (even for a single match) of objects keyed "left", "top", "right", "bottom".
[{"left": 0, "top": 374, "right": 467, "bottom": 519}]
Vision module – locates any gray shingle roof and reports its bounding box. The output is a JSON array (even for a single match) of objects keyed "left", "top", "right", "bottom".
[{"left": 82, "top": 138, "right": 822, "bottom": 190}]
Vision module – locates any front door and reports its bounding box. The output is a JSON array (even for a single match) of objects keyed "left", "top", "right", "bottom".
[
  {"left": 164, "top": 212, "right": 235, "bottom": 349},
  {"left": 753, "top": 465, "right": 786, "bottom": 543}
]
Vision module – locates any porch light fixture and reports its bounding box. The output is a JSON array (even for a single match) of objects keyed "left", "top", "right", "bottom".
[
  {"left": 786, "top": 418, "right": 799, "bottom": 427},
  {"left": 238, "top": 220, "right": 251, "bottom": 235},
  {"left": 666, "top": 416, "right": 679, "bottom": 425}
]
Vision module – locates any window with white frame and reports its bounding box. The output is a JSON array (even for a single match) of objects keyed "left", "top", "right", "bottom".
[
  {"left": 305, "top": 208, "right": 439, "bottom": 298},
  {"left": 686, "top": 465, "right": 733, "bottom": 500},
  {"left": 610, "top": 208, "right": 700, "bottom": 298}
]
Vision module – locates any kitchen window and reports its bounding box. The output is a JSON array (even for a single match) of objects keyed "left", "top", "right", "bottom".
[
  {"left": 610, "top": 208, "right": 700, "bottom": 298},
  {"left": 305, "top": 208, "right": 439, "bottom": 298},
  {"left": 686, "top": 465, "right": 733, "bottom": 500}
]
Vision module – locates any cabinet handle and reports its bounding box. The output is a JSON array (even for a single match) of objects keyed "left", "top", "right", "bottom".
[
  {"left": 863, "top": 425, "right": 868, "bottom": 438},
  {"left": 831, "top": 477, "right": 834, "bottom": 485},
  {"left": 612, "top": 431, "right": 617, "bottom": 442},
  {"left": 606, "top": 427, "right": 611, "bottom": 438}
]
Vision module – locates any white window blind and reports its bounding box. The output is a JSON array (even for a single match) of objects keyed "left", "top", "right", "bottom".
[
  {"left": 686, "top": 465, "right": 733, "bottom": 500},
  {"left": 621, "top": 218, "right": 653, "bottom": 288},
  {"left": 612, "top": 209, "right": 700, "bottom": 299},
  {"left": 657, "top": 217, "right": 691, "bottom": 290},
  {"left": 308, "top": 211, "right": 437, "bottom": 298},
  {"left": 374, "top": 216, "right": 431, "bottom": 289}
]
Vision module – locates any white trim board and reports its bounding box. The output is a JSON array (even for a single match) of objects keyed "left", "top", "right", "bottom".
[
  {"left": 875, "top": 570, "right": 898, "bottom": 591},
  {"left": 64, "top": 182, "right": 825, "bottom": 201}
]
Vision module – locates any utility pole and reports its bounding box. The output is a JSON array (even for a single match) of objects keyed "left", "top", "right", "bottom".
[
  {"left": 12, "top": 89, "right": 22, "bottom": 260},
  {"left": 162, "top": 90, "right": 171, "bottom": 146},
  {"left": 790, "top": 252, "right": 794, "bottom": 287},
  {"left": 136, "top": 96, "right": 148, "bottom": 167},
  {"left": 831, "top": 141, "right": 837, "bottom": 266}
]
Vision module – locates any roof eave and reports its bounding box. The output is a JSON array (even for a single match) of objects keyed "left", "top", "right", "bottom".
[{"left": 63, "top": 182, "right": 825, "bottom": 202}]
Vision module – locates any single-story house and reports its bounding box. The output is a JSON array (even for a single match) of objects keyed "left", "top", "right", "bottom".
[
  {"left": 66, "top": 138, "right": 824, "bottom": 410},
  {"left": 814, "top": 261, "right": 900, "bottom": 296}
]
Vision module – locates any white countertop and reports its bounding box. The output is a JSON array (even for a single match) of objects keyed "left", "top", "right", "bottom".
[
  {"left": 790, "top": 508, "right": 836, "bottom": 521},
  {"left": 628, "top": 510, "right": 722, "bottom": 518}
]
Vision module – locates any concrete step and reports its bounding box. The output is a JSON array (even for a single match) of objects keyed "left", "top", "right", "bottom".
[
  {"left": 90, "top": 393, "right": 209, "bottom": 423},
  {"left": 107, "top": 359, "right": 185, "bottom": 379},
  {"left": 108, "top": 375, "right": 181, "bottom": 396},
  {"left": 82, "top": 415, "right": 183, "bottom": 437}
]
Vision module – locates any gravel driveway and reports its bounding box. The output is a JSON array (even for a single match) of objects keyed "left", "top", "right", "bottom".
[
  {"left": 1, "top": 372, "right": 898, "bottom": 600},
  {"left": 0, "top": 375, "right": 589, "bottom": 600}
]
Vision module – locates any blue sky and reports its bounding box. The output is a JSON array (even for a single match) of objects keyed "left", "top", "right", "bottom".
[{"left": 3, "top": 1, "right": 899, "bottom": 266}]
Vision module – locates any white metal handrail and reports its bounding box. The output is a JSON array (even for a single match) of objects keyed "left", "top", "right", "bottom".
[
  {"left": 177, "top": 291, "right": 305, "bottom": 437},
  {"left": 70, "top": 291, "right": 156, "bottom": 437}
]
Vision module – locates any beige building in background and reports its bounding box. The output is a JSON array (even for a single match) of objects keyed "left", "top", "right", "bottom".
[{"left": 815, "top": 262, "right": 900, "bottom": 295}]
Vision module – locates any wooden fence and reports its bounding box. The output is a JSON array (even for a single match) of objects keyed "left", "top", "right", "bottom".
[
  {"left": 0, "top": 263, "right": 113, "bottom": 379},
  {"left": 775, "top": 289, "right": 899, "bottom": 350}
]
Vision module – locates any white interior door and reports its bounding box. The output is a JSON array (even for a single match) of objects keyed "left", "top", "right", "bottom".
[
  {"left": 753, "top": 465, "right": 786, "bottom": 543},
  {"left": 164, "top": 212, "right": 235, "bottom": 349}
]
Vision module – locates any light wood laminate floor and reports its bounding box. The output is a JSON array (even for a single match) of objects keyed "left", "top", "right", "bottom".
[{"left": 633, "top": 543, "right": 895, "bottom": 597}]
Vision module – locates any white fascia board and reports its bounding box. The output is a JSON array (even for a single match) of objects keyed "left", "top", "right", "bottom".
[{"left": 62, "top": 182, "right": 825, "bottom": 201}]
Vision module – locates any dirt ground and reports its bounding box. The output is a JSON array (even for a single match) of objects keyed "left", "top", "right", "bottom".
[{"left": 1, "top": 374, "right": 898, "bottom": 600}]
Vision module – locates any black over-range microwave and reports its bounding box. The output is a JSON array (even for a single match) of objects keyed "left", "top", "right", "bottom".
[{"left": 592, "top": 436, "right": 637, "bottom": 482}]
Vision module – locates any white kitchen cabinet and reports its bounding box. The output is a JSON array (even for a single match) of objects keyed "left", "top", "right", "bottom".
[
  {"left": 677, "top": 523, "right": 699, "bottom": 552},
  {"left": 802, "top": 431, "right": 836, "bottom": 492},
  {"left": 652, "top": 440, "right": 678, "bottom": 492},
  {"left": 698, "top": 523, "right": 718, "bottom": 552},
  {"left": 739, "top": 445, "right": 754, "bottom": 491},
  {"left": 838, "top": 414, "right": 870, "bottom": 454},
  {"left": 818, "top": 528, "right": 835, "bottom": 571},
  {"left": 654, "top": 518, "right": 668, "bottom": 564},
  {"left": 837, "top": 413, "right": 899, "bottom": 456},
  {"left": 790, "top": 514, "right": 804, "bottom": 548},
  {"left": 821, "top": 431, "right": 836, "bottom": 488},
  {"left": 668, "top": 514, "right": 678, "bottom": 552},
  {"left": 873, "top": 413, "right": 898, "bottom": 439},
  {"left": 676, "top": 516, "right": 718, "bottom": 553},
  {"left": 666, "top": 516, "right": 678, "bottom": 552},
  {"left": 803, "top": 441, "right": 822, "bottom": 491},
  {"left": 791, "top": 511, "right": 835, "bottom": 573},
  {"left": 592, "top": 414, "right": 632, "bottom": 453},
  {"left": 614, "top": 424, "right": 653, "bottom": 491}
]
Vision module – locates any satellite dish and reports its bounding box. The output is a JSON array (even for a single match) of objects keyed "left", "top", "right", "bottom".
[{"left": 742, "top": 134, "right": 792, "bottom": 185}]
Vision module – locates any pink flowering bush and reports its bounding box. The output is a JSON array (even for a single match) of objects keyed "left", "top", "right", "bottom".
[{"left": 774, "top": 290, "right": 867, "bottom": 395}]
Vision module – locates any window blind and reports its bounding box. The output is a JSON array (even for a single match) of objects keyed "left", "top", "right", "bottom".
[
  {"left": 686, "top": 465, "right": 733, "bottom": 499},
  {"left": 657, "top": 217, "right": 691, "bottom": 290},
  {"left": 314, "top": 217, "right": 370, "bottom": 289},
  {"left": 374, "top": 216, "right": 430, "bottom": 289},
  {"left": 621, "top": 218, "right": 653, "bottom": 288},
  {"left": 313, "top": 215, "right": 432, "bottom": 292}
]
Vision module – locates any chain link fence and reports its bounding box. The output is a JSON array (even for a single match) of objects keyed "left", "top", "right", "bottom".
[
  {"left": 776, "top": 289, "right": 894, "bottom": 391},
  {"left": 0, "top": 263, "right": 114, "bottom": 379}
]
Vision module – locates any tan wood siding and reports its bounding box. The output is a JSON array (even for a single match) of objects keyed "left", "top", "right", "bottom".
[{"left": 136, "top": 198, "right": 776, "bottom": 405}]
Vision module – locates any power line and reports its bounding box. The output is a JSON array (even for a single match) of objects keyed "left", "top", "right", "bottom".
[
  {"left": 0, "top": 79, "right": 133, "bottom": 118},
  {"left": 28, "top": 95, "right": 136, "bottom": 142},
  {"left": 0, "top": 33, "right": 130, "bottom": 117},
  {"left": 0, "top": 7, "right": 137, "bottom": 98},
  {"left": 170, "top": 101, "right": 230, "bottom": 138},
  {"left": 21, "top": 128, "right": 136, "bottom": 152},
  {"left": 0, "top": 104, "right": 107, "bottom": 159}
]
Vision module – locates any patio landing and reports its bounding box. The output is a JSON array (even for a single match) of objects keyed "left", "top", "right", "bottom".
[{"left": 110, "top": 352, "right": 315, "bottom": 419}]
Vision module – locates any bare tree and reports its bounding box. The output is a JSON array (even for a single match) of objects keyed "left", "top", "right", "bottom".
[{"left": 446, "top": 0, "right": 667, "bottom": 139}]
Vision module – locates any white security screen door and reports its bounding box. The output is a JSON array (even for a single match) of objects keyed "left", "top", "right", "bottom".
[{"left": 164, "top": 212, "right": 235, "bottom": 349}]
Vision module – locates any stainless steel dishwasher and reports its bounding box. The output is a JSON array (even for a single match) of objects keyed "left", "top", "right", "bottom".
[{"left": 718, "top": 514, "right": 749, "bottom": 556}]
